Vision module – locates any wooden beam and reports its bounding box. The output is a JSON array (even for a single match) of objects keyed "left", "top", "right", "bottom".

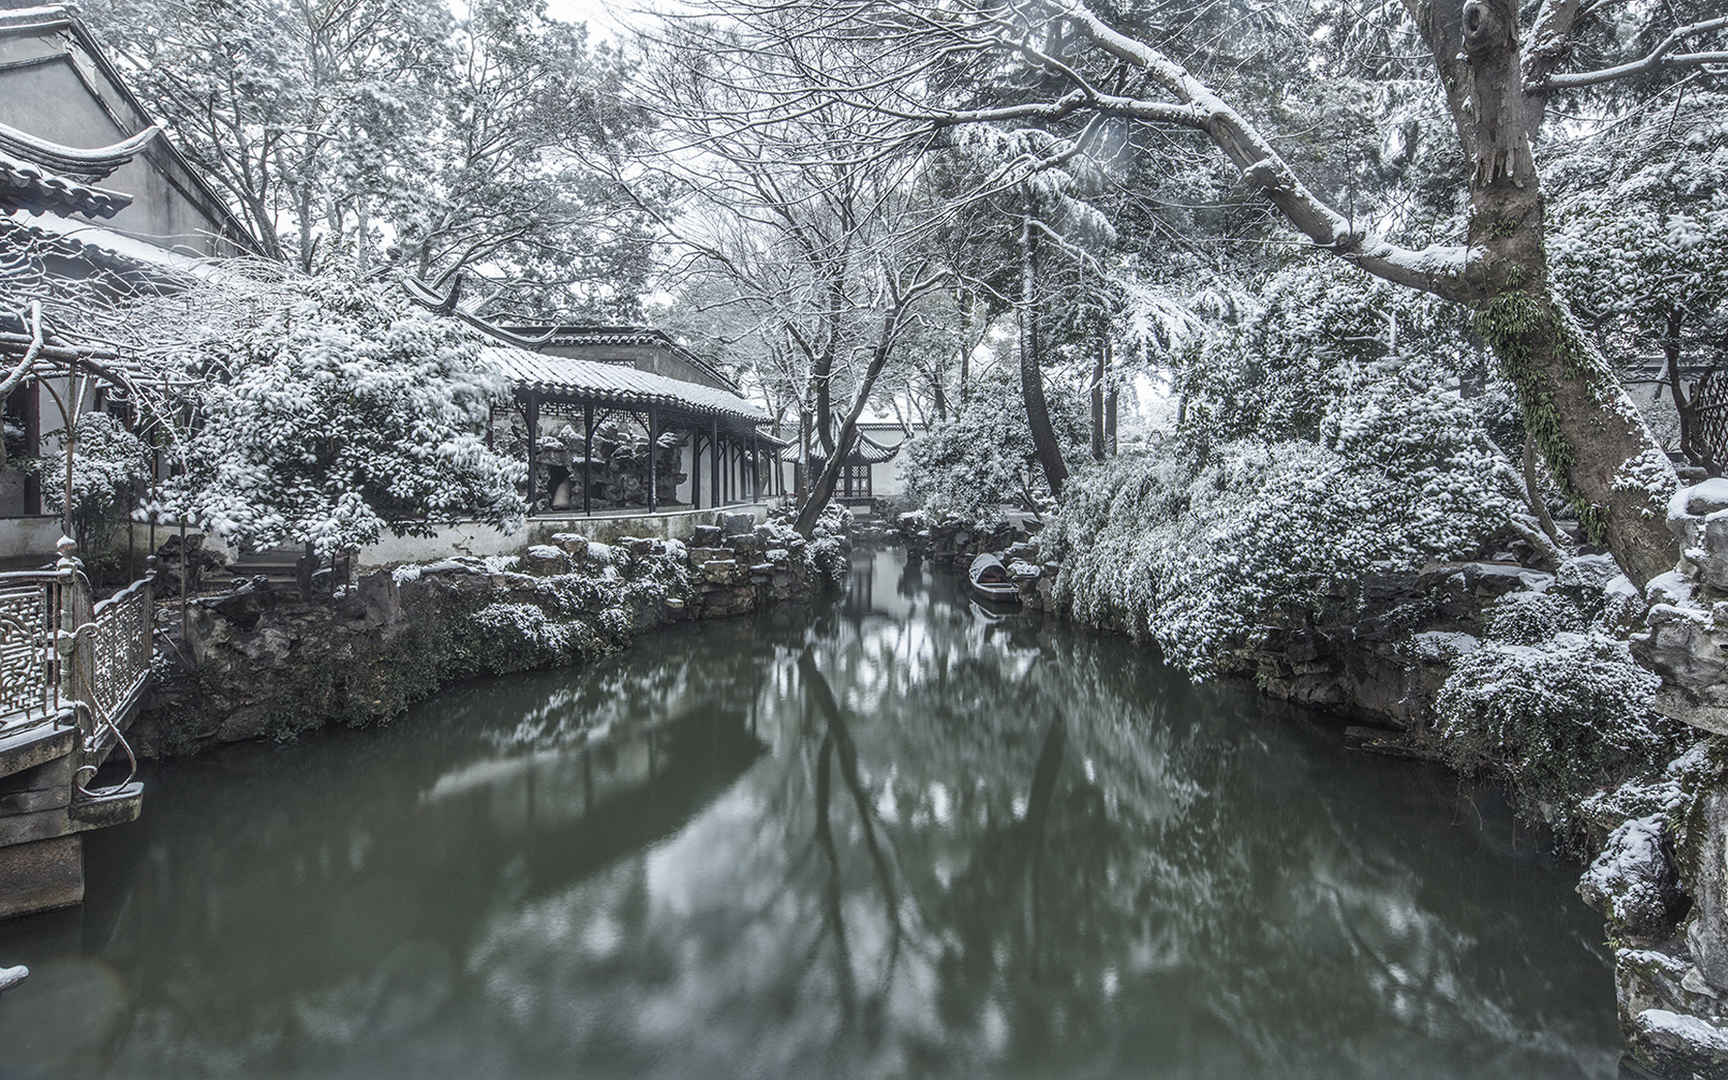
[{"left": 691, "top": 429, "right": 702, "bottom": 510}]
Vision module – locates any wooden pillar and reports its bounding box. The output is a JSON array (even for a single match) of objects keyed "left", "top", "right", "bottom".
[
  {"left": 646, "top": 407, "right": 658, "bottom": 513},
  {"left": 23, "top": 383, "right": 41, "bottom": 515},
  {"left": 524, "top": 392, "right": 541, "bottom": 515},
  {"left": 582, "top": 401, "right": 593, "bottom": 516},
  {"left": 711, "top": 420, "right": 720, "bottom": 507},
  {"left": 752, "top": 437, "right": 761, "bottom": 502},
  {"left": 692, "top": 429, "right": 703, "bottom": 510}
]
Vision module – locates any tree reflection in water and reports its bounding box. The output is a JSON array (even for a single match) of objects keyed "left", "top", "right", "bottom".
[{"left": 0, "top": 549, "right": 1620, "bottom": 1079}]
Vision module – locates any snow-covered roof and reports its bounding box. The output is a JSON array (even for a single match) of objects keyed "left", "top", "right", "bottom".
[
  {"left": 0, "top": 150, "right": 131, "bottom": 219},
  {"left": 0, "top": 119, "right": 160, "bottom": 181},
  {"left": 813, "top": 429, "right": 904, "bottom": 466},
  {"left": 482, "top": 344, "right": 768, "bottom": 425},
  {"left": 495, "top": 324, "right": 671, "bottom": 347},
  {"left": 1, "top": 209, "right": 228, "bottom": 279}
]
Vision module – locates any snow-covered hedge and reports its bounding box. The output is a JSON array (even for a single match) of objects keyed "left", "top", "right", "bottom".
[
  {"left": 1041, "top": 341, "right": 1518, "bottom": 678},
  {"left": 153, "top": 274, "right": 527, "bottom": 557},
  {"left": 901, "top": 364, "right": 1088, "bottom": 524}
]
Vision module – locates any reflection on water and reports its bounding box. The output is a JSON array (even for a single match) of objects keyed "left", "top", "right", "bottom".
[{"left": 0, "top": 549, "right": 1621, "bottom": 1079}]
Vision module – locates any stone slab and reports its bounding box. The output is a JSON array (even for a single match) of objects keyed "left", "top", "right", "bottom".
[{"left": 0, "top": 835, "right": 82, "bottom": 920}]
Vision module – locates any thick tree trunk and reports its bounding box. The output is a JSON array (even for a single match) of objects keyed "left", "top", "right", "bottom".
[
  {"left": 796, "top": 313, "right": 902, "bottom": 536},
  {"left": 1438, "top": 0, "right": 1677, "bottom": 586},
  {"left": 1477, "top": 286, "right": 1675, "bottom": 584},
  {"left": 1020, "top": 212, "right": 1068, "bottom": 497}
]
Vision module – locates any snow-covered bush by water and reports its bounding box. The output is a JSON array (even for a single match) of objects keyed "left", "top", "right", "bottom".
[
  {"left": 1039, "top": 267, "right": 1519, "bottom": 676},
  {"left": 1436, "top": 629, "right": 1675, "bottom": 838},
  {"left": 147, "top": 271, "right": 527, "bottom": 557},
  {"left": 902, "top": 364, "right": 1088, "bottom": 524}
]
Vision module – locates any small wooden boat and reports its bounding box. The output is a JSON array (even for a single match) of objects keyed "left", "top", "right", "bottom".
[{"left": 968, "top": 553, "right": 1021, "bottom": 606}]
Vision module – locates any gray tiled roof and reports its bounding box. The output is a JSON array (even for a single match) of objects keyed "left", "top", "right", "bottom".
[
  {"left": 482, "top": 345, "right": 768, "bottom": 424},
  {"left": 813, "top": 430, "right": 904, "bottom": 466},
  {"left": 0, "top": 150, "right": 132, "bottom": 219}
]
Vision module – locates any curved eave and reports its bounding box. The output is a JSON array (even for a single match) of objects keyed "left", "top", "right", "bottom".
[
  {"left": 512, "top": 378, "right": 767, "bottom": 425},
  {"left": 813, "top": 433, "right": 903, "bottom": 467},
  {"left": 0, "top": 121, "right": 161, "bottom": 181},
  {"left": 0, "top": 152, "right": 132, "bottom": 219}
]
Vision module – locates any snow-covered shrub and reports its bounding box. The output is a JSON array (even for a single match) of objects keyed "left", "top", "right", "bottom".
[
  {"left": 31, "top": 412, "right": 150, "bottom": 550},
  {"left": 150, "top": 272, "right": 526, "bottom": 557},
  {"left": 462, "top": 602, "right": 574, "bottom": 673},
  {"left": 1435, "top": 631, "right": 1677, "bottom": 837},
  {"left": 902, "top": 365, "right": 1088, "bottom": 524},
  {"left": 811, "top": 502, "right": 854, "bottom": 538},
  {"left": 1483, "top": 590, "right": 1585, "bottom": 645},
  {"left": 1043, "top": 283, "right": 1518, "bottom": 675},
  {"left": 1578, "top": 814, "right": 1687, "bottom": 941}
]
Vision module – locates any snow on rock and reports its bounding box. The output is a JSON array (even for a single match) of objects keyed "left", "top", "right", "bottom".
[
  {"left": 1632, "top": 1008, "right": 1728, "bottom": 1074},
  {"left": 1407, "top": 630, "right": 1480, "bottom": 662},
  {"left": 1578, "top": 814, "right": 1685, "bottom": 940},
  {"left": 1670, "top": 478, "right": 1728, "bottom": 525},
  {"left": 1647, "top": 571, "right": 1698, "bottom": 610}
]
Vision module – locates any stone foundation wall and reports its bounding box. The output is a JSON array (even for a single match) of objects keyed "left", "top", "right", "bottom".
[{"left": 134, "top": 517, "right": 848, "bottom": 758}]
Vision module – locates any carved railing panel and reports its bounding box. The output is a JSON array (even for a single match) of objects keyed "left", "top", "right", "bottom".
[
  {"left": 0, "top": 577, "right": 55, "bottom": 727},
  {"left": 90, "top": 579, "right": 151, "bottom": 722}
]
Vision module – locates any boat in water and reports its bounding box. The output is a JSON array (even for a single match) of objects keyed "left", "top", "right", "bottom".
[{"left": 968, "top": 553, "right": 1020, "bottom": 606}]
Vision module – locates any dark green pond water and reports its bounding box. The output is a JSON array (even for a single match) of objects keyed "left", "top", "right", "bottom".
[{"left": 0, "top": 549, "right": 1622, "bottom": 1079}]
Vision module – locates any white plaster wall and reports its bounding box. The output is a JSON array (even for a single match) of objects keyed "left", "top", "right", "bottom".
[{"left": 0, "top": 517, "right": 66, "bottom": 562}]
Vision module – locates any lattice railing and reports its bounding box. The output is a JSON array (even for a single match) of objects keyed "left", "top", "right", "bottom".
[
  {"left": 0, "top": 557, "right": 154, "bottom": 735},
  {"left": 90, "top": 578, "right": 152, "bottom": 722},
  {"left": 0, "top": 573, "right": 58, "bottom": 728}
]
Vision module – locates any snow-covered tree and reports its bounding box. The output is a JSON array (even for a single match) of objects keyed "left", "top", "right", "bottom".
[
  {"left": 901, "top": 361, "right": 1088, "bottom": 523},
  {"left": 675, "top": 0, "right": 1728, "bottom": 586},
  {"left": 1548, "top": 89, "right": 1728, "bottom": 469},
  {"left": 135, "top": 270, "right": 527, "bottom": 557}
]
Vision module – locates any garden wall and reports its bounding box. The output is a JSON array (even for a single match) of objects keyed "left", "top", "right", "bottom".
[{"left": 134, "top": 517, "right": 846, "bottom": 757}]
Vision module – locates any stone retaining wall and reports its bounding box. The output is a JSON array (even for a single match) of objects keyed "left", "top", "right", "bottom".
[{"left": 134, "top": 516, "right": 848, "bottom": 757}]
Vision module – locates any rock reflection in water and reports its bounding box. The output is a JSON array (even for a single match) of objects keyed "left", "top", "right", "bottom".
[{"left": 0, "top": 549, "right": 1619, "bottom": 1079}]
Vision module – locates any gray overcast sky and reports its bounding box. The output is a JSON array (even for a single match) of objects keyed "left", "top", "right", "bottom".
[{"left": 542, "top": 0, "right": 641, "bottom": 38}]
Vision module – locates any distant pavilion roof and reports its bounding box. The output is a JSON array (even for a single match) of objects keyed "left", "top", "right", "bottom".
[
  {"left": 482, "top": 345, "right": 769, "bottom": 425},
  {"left": 814, "top": 430, "right": 904, "bottom": 467}
]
